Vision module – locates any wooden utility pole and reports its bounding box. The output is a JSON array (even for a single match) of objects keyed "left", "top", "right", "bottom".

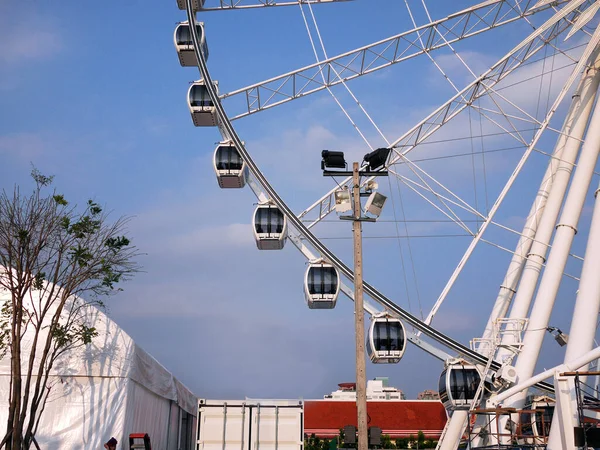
[{"left": 352, "top": 161, "right": 368, "bottom": 450}]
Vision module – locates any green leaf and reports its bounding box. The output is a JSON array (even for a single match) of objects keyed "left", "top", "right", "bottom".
[
  {"left": 87, "top": 200, "right": 102, "bottom": 216},
  {"left": 31, "top": 167, "right": 54, "bottom": 187},
  {"left": 68, "top": 216, "right": 101, "bottom": 238},
  {"left": 105, "top": 236, "right": 130, "bottom": 251},
  {"left": 60, "top": 216, "right": 71, "bottom": 230},
  {"left": 52, "top": 194, "right": 68, "bottom": 206},
  {"left": 17, "top": 229, "right": 29, "bottom": 243},
  {"left": 33, "top": 272, "right": 45, "bottom": 290},
  {"left": 69, "top": 245, "right": 94, "bottom": 267}
]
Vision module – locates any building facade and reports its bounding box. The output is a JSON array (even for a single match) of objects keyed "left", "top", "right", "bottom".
[
  {"left": 418, "top": 390, "right": 440, "bottom": 401},
  {"left": 324, "top": 377, "right": 407, "bottom": 401},
  {"left": 304, "top": 400, "right": 447, "bottom": 439},
  {"left": 308, "top": 379, "right": 446, "bottom": 439}
]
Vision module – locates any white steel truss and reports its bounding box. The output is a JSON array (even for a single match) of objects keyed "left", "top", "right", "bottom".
[
  {"left": 183, "top": 0, "right": 560, "bottom": 394},
  {"left": 178, "top": 0, "right": 351, "bottom": 11},
  {"left": 220, "top": 0, "right": 572, "bottom": 119},
  {"left": 423, "top": 14, "right": 600, "bottom": 329},
  {"left": 298, "top": 1, "right": 591, "bottom": 229}
]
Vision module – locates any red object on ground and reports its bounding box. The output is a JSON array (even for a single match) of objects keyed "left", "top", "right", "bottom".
[
  {"left": 304, "top": 400, "right": 447, "bottom": 439},
  {"left": 129, "top": 433, "right": 152, "bottom": 450}
]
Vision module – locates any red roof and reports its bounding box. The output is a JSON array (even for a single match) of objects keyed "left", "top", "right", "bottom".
[{"left": 304, "top": 400, "right": 447, "bottom": 439}]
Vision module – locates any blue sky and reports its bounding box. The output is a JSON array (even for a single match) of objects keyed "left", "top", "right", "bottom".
[{"left": 2, "top": 0, "right": 599, "bottom": 400}]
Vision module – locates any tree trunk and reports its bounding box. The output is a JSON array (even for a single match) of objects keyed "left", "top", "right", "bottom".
[{"left": 8, "top": 291, "right": 24, "bottom": 450}]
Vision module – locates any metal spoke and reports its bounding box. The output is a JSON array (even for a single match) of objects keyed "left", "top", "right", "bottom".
[
  {"left": 299, "top": 2, "right": 590, "bottom": 229},
  {"left": 221, "top": 0, "right": 572, "bottom": 119},
  {"left": 185, "top": 0, "right": 557, "bottom": 393},
  {"left": 180, "top": 0, "right": 352, "bottom": 11}
]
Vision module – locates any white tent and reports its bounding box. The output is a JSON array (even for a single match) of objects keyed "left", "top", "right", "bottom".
[{"left": 0, "top": 289, "right": 198, "bottom": 450}]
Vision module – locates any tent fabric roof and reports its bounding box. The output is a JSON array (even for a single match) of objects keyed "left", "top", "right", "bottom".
[{"left": 0, "top": 287, "right": 197, "bottom": 415}]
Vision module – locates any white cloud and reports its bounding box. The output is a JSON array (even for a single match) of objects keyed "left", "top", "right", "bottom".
[
  {"left": 0, "top": 133, "right": 46, "bottom": 162},
  {"left": 0, "top": 29, "right": 62, "bottom": 65},
  {"left": 0, "top": 7, "right": 63, "bottom": 91},
  {"left": 0, "top": 11, "right": 63, "bottom": 66},
  {"left": 166, "top": 223, "right": 254, "bottom": 254},
  {"left": 426, "top": 50, "right": 498, "bottom": 89}
]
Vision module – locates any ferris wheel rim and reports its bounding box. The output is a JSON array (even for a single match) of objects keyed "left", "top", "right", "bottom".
[{"left": 183, "top": 0, "right": 560, "bottom": 394}]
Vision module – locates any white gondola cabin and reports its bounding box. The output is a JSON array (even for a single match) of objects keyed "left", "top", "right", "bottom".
[
  {"left": 176, "top": 0, "right": 204, "bottom": 11},
  {"left": 438, "top": 362, "right": 481, "bottom": 410},
  {"left": 174, "top": 22, "right": 209, "bottom": 67},
  {"left": 188, "top": 80, "right": 219, "bottom": 127},
  {"left": 253, "top": 204, "right": 287, "bottom": 250},
  {"left": 214, "top": 142, "right": 247, "bottom": 188},
  {"left": 304, "top": 262, "right": 339, "bottom": 309},
  {"left": 366, "top": 315, "right": 406, "bottom": 364}
]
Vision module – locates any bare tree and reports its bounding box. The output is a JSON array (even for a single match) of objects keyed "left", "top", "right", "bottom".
[{"left": 0, "top": 169, "right": 139, "bottom": 449}]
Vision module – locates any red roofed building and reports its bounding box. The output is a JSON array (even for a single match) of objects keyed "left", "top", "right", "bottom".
[{"left": 304, "top": 400, "right": 447, "bottom": 439}]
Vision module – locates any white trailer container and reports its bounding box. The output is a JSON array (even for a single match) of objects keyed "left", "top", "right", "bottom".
[{"left": 196, "top": 399, "right": 304, "bottom": 450}]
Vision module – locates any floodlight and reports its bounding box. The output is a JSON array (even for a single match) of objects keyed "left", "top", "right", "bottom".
[
  {"left": 547, "top": 327, "right": 569, "bottom": 347},
  {"left": 364, "top": 192, "right": 387, "bottom": 217},
  {"left": 334, "top": 188, "right": 352, "bottom": 213},
  {"left": 321, "top": 150, "right": 347, "bottom": 170},
  {"left": 363, "top": 147, "right": 391, "bottom": 171},
  {"left": 365, "top": 180, "right": 379, "bottom": 192}
]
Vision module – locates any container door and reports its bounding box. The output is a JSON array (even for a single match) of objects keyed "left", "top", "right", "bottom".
[
  {"left": 197, "top": 404, "right": 251, "bottom": 450},
  {"left": 250, "top": 406, "right": 303, "bottom": 450}
]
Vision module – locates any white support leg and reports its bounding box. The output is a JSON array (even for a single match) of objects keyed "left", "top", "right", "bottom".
[
  {"left": 493, "top": 49, "right": 600, "bottom": 363},
  {"left": 437, "top": 411, "right": 468, "bottom": 450},
  {"left": 504, "top": 53, "right": 600, "bottom": 415},
  {"left": 479, "top": 52, "right": 600, "bottom": 353},
  {"left": 441, "top": 54, "right": 600, "bottom": 449},
  {"left": 551, "top": 373, "right": 578, "bottom": 450},
  {"left": 546, "top": 181, "right": 600, "bottom": 448}
]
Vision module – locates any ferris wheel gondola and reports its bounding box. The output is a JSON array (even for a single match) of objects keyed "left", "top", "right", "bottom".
[
  {"left": 519, "top": 395, "right": 555, "bottom": 444},
  {"left": 188, "top": 80, "right": 219, "bottom": 127},
  {"left": 214, "top": 142, "right": 247, "bottom": 188},
  {"left": 174, "top": 22, "right": 209, "bottom": 67},
  {"left": 174, "top": 6, "right": 577, "bottom": 446},
  {"left": 366, "top": 315, "right": 406, "bottom": 364},
  {"left": 438, "top": 362, "right": 481, "bottom": 411},
  {"left": 304, "top": 262, "right": 339, "bottom": 309},
  {"left": 253, "top": 204, "right": 287, "bottom": 250}
]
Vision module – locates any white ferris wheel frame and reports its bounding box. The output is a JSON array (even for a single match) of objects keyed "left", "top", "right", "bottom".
[
  {"left": 175, "top": 0, "right": 600, "bottom": 447},
  {"left": 179, "top": 0, "right": 599, "bottom": 389}
]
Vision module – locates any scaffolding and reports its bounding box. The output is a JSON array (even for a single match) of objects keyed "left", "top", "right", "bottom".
[
  {"left": 465, "top": 407, "right": 550, "bottom": 450},
  {"left": 562, "top": 371, "right": 600, "bottom": 448}
]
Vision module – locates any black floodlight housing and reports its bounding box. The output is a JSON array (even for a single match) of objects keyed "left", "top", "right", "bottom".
[
  {"left": 363, "top": 147, "right": 391, "bottom": 172},
  {"left": 321, "top": 150, "right": 347, "bottom": 170}
]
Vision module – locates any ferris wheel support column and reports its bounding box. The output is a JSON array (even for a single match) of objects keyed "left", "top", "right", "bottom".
[
  {"left": 546, "top": 181, "right": 600, "bottom": 448},
  {"left": 478, "top": 52, "right": 600, "bottom": 354},
  {"left": 492, "top": 48, "right": 600, "bottom": 364},
  {"left": 502, "top": 48, "right": 600, "bottom": 419},
  {"left": 437, "top": 411, "right": 468, "bottom": 450},
  {"left": 437, "top": 42, "right": 600, "bottom": 450}
]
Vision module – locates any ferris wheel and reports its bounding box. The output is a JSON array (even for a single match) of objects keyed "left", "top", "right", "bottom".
[{"left": 173, "top": 0, "right": 600, "bottom": 448}]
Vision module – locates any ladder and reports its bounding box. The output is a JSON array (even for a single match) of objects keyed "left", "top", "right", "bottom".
[{"left": 129, "top": 433, "right": 152, "bottom": 450}]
